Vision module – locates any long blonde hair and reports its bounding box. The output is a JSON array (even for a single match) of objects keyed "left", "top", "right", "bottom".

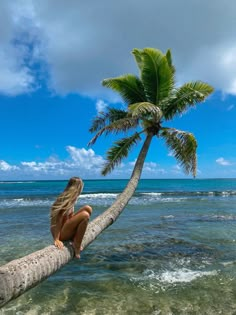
[{"left": 50, "top": 177, "right": 84, "bottom": 226}]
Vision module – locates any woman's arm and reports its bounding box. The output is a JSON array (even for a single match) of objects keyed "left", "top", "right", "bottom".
[{"left": 50, "top": 211, "right": 64, "bottom": 249}]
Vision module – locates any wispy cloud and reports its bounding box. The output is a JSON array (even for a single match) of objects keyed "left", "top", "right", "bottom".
[
  {"left": 227, "top": 104, "right": 234, "bottom": 111},
  {"left": 172, "top": 164, "right": 182, "bottom": 174},
  {"left": 216, "top": 157, "right": 232, "bottom": 166}
]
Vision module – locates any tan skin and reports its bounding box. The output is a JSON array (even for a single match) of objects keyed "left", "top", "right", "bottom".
[{"left": 51, "top": 182, "right": 92, "bottom": 259}]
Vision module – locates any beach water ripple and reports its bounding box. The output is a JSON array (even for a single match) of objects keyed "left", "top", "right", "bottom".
[{"left": 1, "top": 179, "right": 236, "bottom": 314}]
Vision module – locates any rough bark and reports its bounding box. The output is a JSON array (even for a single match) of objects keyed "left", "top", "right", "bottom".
[{"left": 0, "top": 133, "right": 153, "bottom": 308}]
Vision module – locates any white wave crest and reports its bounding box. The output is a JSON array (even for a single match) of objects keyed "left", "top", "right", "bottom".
[
  {"left": 0, "top": 181, "right": 35, "bottom": 184},
  {"left": 140, "top": 193, "right": 163, "bottom": 196},
  {"left": 161, "top": 215, "right": 175, "bottom": 219},
  {"left": 222, "top": 191, "right": 230, "bottom": 196},
  {"left": 145, "top": 268, "right": 217, "bottom": 284},
  {"left": 0, "top": 198, "right": 52, "bottom": 208},
  {"left": 80, "top": 193, "right": 118, "bottom": 199}
]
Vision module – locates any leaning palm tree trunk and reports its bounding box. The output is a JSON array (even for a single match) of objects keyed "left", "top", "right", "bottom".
[{"left": 0, "top": 133, "right": 153, "bottom": 308}]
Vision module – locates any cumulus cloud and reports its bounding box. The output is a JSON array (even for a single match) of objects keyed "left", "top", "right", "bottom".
[
  {"left": 0, "top": 1, "right": 40, "bottom": 96},
  {"left": 18, "top": 146, "right": 106, "bottom": 178},
  {"left": 0, "top": 160, "right": 19, "bottom": 171},
  {"left": 66, "top": 146, "right": 105, "bottom": 170},
  {"left": 216, "top": 157, "right": 232, "bottom": 166},
  {"left": 2, "top": 1, "right": 236, "bottom": 96},
  {"left": 95, "top": 99, "right": 108, "bottom": 113},
  {"left": 0, "top": 147, "right": 169, "bottom": 179},
  {"left": 21, "top": 160, "right": 64, "bottom": 173}
]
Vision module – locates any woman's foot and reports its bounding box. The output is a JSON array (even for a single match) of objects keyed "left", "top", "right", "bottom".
[{"left": 72, "top": 243, "right": 83, "bottom": 259}]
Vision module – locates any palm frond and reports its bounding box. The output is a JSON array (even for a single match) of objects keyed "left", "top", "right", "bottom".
[
  {"left": 102, "top": 132, "right": 141, "bottom": 175},
  {"left": 89, "top": 112, "right": 110, "bottom": 133},
  {"left": 166, "top": 49, "right": 175, "bottom": 75},
  {"left": 162, "top": 81, "right": 214, "bottom": 120},
  {"left": 89, "top": 108, "right": 128, "bottom": 133},
  {"left": 108, "top": 108, "right": 128, "bottom": 122},
  {"left": 140, "top": 48, "right": 174, "bottom": 104},
  {"left": 89, "top": 116, "right": 139, "bottom": 146},
  {"left": 132, "top": 48, "right": 144, "bottom": 72},
  {"left": 102, "top": 74, "right": 146, "bottom": 104},
  {"left": 161, "top": 128, "right": 197, "bottom": 177},
  {"left": 128, "top": 102, "right": 162, "bottom": 121}
]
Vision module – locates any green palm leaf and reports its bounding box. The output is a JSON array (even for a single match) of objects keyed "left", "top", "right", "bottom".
[
  {"left": 89, "top": 111, "right": 110, "bottom": 133},
  {"left": 139, "top": 48, "right": 174, "bottom": 104},
  {"left": 128, "top": 102, "right": 162, "bottom": 120},
  {"left": 161, "top": 128, "right": 197, "bottom": 177},
  {"left": 162, "top": 81, "right": 214, "bottom": 120},
  {"left": 102, "top": 74, "right": 146, "bottom": 104},
  {"left": 89, "top": 117, "right": 139, "bottom": 146},
  {"left": 132, "top": 48, "right": 144, "bottom": 72},
  {"left": 166, "top": 49, "right": 175, "bottom": 75},
  {"left": 102, "top": 133, "right": 141, "bottom": 175},
  {"left": 89, "top": 108, "right": 128, "bottom": 133}
]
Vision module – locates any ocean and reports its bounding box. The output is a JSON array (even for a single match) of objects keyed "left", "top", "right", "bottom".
[{"left": 0, "top": 178, "right": 236, "bottom": 314}]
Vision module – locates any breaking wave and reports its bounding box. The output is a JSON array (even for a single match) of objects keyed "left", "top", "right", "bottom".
[{"left": 0, "top": 189, "right": 235, "bottom": 209}]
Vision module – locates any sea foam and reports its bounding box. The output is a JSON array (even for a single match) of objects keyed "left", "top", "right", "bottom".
[
  {"left": 145, "top": 268, "right": 217, "bottom": 284},
  {"left": 131, "top": 268, "right": 217, "bottom": 293}
]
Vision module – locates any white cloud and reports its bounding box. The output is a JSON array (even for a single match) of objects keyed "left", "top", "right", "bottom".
[
  {"left": 2, "top": 1, "right": 236, "bottom": 96},
  {"left": 172, "top": 164, "right": 182, "bottom": 174},
  {"left": 216, "top": 157, "right": 232, "bottom": 166},
  {"left": 168, "top": 151, "right": 174, "bottom": 157},
  {"left": 227, "top": 104, "right": 234, "bottom": 111},
  {"left": 21, "top": 160, "right": 64, "bottom": 173},
  {"left": 0, "top": 160, "right": 19, "bottom": 171},
  {"left": 143, "top": 162, "right": 165, "bottom": 174},
  {"left": 66, "top": 146, "right": 104, "bottom": 170},
  {"left": 96, "top": 99, "right": 108, "bottom": 113},
  {"left": 0, "top": 148, "right": 235, "bottom": 180},
  {"left": 19, "top": 146, "right": 105, "bottom": 178},
  {"left": 0, "top": 1, "right": 40, "bottom": 96},
  {"left": 0, "top": 148, "right": 168, "bottom": 179},
  {"left": 122, "top": 160, "right": 166, "bottom": 177}
]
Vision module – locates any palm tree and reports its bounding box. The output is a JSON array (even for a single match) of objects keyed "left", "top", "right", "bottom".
[
  {"left": 0, "top": 48, "right": 213, "bottom": 308},
  {"left": 88, "top": 47, "right": 213, "bottom": 221}
]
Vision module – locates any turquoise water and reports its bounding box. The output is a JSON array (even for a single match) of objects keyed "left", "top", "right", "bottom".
[{"left": 1, "top": 179, "right": 236, "bottom": 314}]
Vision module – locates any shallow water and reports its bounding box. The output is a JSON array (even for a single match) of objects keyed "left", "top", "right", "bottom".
[{"left": 1, "top": 179, "right": 236, "bottom": 314}]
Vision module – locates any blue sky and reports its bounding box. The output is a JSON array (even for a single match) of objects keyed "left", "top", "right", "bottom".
[{"left": 0, "top": 1, "right": 235, "bottom": 180}]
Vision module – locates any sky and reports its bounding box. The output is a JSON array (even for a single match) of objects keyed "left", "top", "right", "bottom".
[{"left": 0, "top": 0, "right": 236, "bottom": 180}]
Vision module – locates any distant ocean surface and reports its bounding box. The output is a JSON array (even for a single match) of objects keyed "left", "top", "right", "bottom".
[{"left": 1, "top": 178, "right": 236, "bottom": 314}]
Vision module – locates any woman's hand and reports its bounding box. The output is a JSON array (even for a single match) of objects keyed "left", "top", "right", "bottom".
[{"left": 54, "top": 239, "right": 64, "bottom": 249}]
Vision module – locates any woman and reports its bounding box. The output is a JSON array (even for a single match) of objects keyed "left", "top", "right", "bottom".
[{"left": 50, "top": 177, "right": 92, "bottom": 258}]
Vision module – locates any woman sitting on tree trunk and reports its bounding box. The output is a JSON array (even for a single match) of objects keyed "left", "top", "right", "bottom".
[{"left": 50, "top": 177, "right": 92, "bottom": 259}]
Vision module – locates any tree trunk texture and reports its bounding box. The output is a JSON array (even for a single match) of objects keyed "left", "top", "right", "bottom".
[{"left": 0, "top": 133, "right": 153, "bottom": 308}]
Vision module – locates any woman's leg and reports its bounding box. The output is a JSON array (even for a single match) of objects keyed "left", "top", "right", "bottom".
[
  {"left": 76, "top": 204, "right": 93, "bottom": 217},
  {"left": 72, "top": 216, "right": 89, "bottom": 258},
  {"left": 60, "top": 205, "right": 92, "bottom": 258}
]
